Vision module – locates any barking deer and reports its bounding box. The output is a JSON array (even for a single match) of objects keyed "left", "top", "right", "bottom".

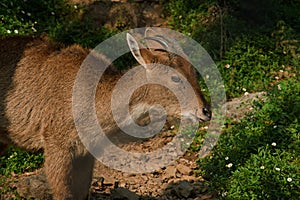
[{"left": 0, "top": 29, "right": 211, "bottom": 199}]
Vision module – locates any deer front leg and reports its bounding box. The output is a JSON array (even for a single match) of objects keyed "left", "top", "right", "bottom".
[{"left": 44, "top": 141, "right": 94, "bottom": 200}]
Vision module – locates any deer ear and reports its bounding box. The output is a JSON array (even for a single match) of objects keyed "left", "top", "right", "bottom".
[{"left": 127, "top": 33, "right": 147, "bottom": 67}]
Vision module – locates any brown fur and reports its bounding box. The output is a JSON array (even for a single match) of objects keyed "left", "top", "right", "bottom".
[{"left": 0, "top": 32, "right": 210, "bottom": 199}]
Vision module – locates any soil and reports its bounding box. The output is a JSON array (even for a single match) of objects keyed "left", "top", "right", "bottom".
[
  {"left": 77, "top": 0, "right": 168, "bottom": 30},
  {"left": 5, "top": 140, "right": 216, "bottom": 200},
  {"left": 2, "top": 91, "right": 264, "bottom": 199}
]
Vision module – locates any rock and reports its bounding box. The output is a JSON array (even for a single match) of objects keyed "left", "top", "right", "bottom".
[
  {"left": 110, "top": 187, "right": 140, "bottom": 200},
  {"left": 16, "top": 172, "right": 52, "bottom": 200},
  {"left": 102, "top": 176, "right": 115, "bottom": 186},
  {"left": 181, "top": 175, "right": 197, "bottom": 182},
  {"left": 167, "top": 179, "right": 175, "bottom": 184},
  {"left": 176, "top": 172, "right": 182, "bottom": 178},
  {"left": 199, "top": 193, "right": 214, "bottom": 200},
  {"left": 92, "top": 176, "right": 104, "bottom": 188},
  {"left": 176, "top": 164, "right": 193, "bottom": 175},
  {"left": 222, "top": 92, "right": 266, "bottom": 122},
  {"left": 140, "top": 175, "right": 149, "bottom": 183},
  {"left": 164, "top": 165, "right": 177, "bottom": 179},
  {"left": 119, "top": 182, "right": 127, "bottom": 188},
  {"left": 174, "top": 180, "right": 193, "bottom": 198}
]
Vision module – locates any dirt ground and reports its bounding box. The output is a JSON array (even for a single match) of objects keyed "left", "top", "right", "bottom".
[
  {"left": 5, "top": 135, "right": 216, "bottom": 200},
  {"left": 2, "top": 91, "right": 264, "bottom": 199},
  {"left": 75, "top": 0, "right": 168, "bottom": 29}
]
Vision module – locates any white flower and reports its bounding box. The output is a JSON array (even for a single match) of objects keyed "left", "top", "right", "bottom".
[
  {"left": 74, "top": 5, "right": 78, "bottom": 9},
  {"left": 287, "top": 178, "right": 292, "bottom": 182},
  {"left": 226, "top": 163, "right": 233, "bottom": 168},
  {"left": 204, "top": 126, "right": 208, "bottom": 130},
  {"left": 222, "top": 192, "right": 228, "bottom": 197},
  {"left": 260, "top": 166, "right": 265, "bottom": 170},
  {"left": 225, "top": 64, "right": 230, "bottom": 69},
  {"left": 275, "top": 167, "right": 280, "bottom": 171},
  {"left": 170, "top": 125, "right": 175, "bottom": 130},
  {"left": 271, "top": 142, "right": 276, "bottom": 146},
  {"left": 273, "top": 125, "right": 277, "bottom": 128},
  {"left": 51, "top": 12, "right": 55, "bottom": 15},
  {"left": 242, "top": 87, "right": 247, "bottom": 91},
  {"left": 206, "top": 74, "right": 209, "bottom": 79},
  {"left": 14, "top": 30, "right": 18, "bottom": 34},
  {"left": 7, "top": 30, "right": 11, "bottom": 34},
  {"left": 277, "top": 84, "right": 281, "bottom": 90},
  {"left": 27, "top": 12, "right": 31, "bottom": 16},
  {"left": 244, "top": 92, "right": 249, "bottom": 96},
  {"left": 275, "top": 76, "right": 279, "bottom": 80},
  {"left": 225, "top": 156, "right": 229, "bottom": 160},
  {"left": 279, "top": 70, "right": 283, "bottom": 73}
]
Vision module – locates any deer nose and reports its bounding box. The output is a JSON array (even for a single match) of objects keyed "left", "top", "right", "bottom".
[{"left": 202, "top": 107, "right": 211, "bottom": 120}]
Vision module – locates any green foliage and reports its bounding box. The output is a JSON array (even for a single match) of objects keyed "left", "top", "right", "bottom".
[
  {"left": 50, "top": 18, "right": 117, "bottom": 48},
  {"left": 0, "top": 0, "right": 120, "bottom": 48},
  {"left": 197, "top": 78, "right": 300, "bottom": 199},
  {"left": 0, "top": 147, "right": 44, "bottom": 176},
  {"left": 0, "top": 0, "right": 76, "bottom": 36},
  {"left": 216, "top": 32, "right": 298, "bottom": 98},
  {"left": 167, "top": 0, "right": 300, "bottom": 56},
  {"left": 167, "top": 0, "right": 299, "bottom": 98}
]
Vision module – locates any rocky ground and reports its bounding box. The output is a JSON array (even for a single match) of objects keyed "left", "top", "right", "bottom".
[
  {"left": 2, "top": 92, "right": 265, "bottom": 200},
  {"left": 73, "top": 0, "right": 167, "bottom": 30}
]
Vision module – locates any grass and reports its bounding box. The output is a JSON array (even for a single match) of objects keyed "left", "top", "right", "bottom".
[
  {"left": 0, "top": 0, "right": 119, "bottom": 48},
  {"left": 0, "top": 0, "right": 299, "bottom": 199},
  {"left": 197, "top": 77, "right": 300, "bottom": 199},
  {"left": 0, "top": 147, "right": 44, "bottom": 176}
]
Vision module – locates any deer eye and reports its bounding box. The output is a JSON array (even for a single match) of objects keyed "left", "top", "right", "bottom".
[{"left": 171, "top": 75, "right": 182, "bottom": 83}]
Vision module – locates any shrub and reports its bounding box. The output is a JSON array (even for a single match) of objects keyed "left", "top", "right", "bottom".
[
  {"left": 0, "top": 147, "right": 44, "bottom": 176},
  {"left": 167, "top": 0, "right": 299, "bottom": 99},
  {"left": 0, "top": 0, "right": 75, "bottom": 36},
  {"left": 216, "top": 30, "right": 298, "bottom": 98},
  {"left": 197, "top": 77, "right": 300, "bottom": 199},
  {"left": 0, "top": 0, "right": 119, "bottom": 48}
]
